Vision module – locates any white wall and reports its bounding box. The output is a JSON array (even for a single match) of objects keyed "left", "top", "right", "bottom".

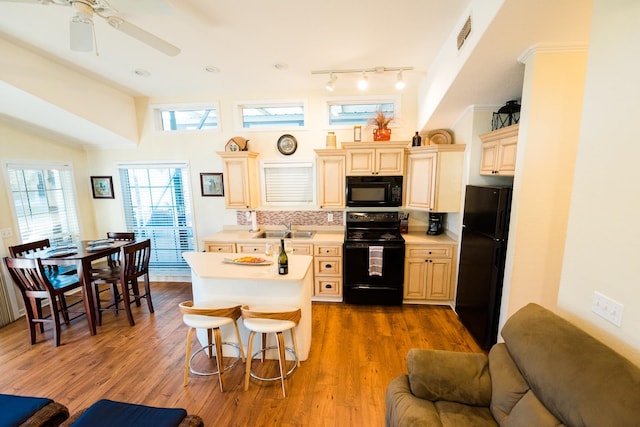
[
  {"left": 558, "top": 0, "right": 640, "bottom": 363},
  {"left": 82, "top": 88, "right": 420, "bottom": 247}
]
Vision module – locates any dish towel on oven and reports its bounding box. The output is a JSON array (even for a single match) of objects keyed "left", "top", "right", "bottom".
[{"left": 368, "top": 246, "right": 384, "bottom": 276}]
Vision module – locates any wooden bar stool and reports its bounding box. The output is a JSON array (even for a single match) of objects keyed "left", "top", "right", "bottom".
[
  {"left": 178, "top": 301, "right": 246, "bottom": 392},
  {"left": 241, "top": 305, "right": 301, "bottom": 397}
]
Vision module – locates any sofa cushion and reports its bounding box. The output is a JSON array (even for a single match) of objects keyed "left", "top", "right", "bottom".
[
  {"left": 385, "top": 375, "right": 445, "bottom": 427},
  {"left": 69, "top": 399, "right": 188, "bottom": 427},
  {"left": 435, "top": 401, "right": 497, "bottom": 427},
  {"left": 0, "top": 393, "right": 52, "bottom": 427},
  {"left": 406, "top": 349, "right": 491, "bottom": 406},
  {"left": 501, "top": 303, "right": 640, "bottom": 427}
]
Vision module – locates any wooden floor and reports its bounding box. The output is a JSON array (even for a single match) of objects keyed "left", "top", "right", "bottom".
[{"left": 0, "top": 282, "right": 482, "bottom": 426}]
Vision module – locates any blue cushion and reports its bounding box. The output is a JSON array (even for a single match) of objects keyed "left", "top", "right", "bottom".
[
  {"left": 48, "top": 273, "right": 80, "bottom": 289},
  {"left": 71, "top": 399, "right": 187, "bottom": 427},
  {"left": 0, "top": 393, "right": 52, "bottom": 427}
]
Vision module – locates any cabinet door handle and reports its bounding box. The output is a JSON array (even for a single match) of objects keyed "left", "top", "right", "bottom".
[
  {"left": 325, "top": 263, "right": 332, "bottom": 268},
  {"left": 325, "top": 284, "right": 333, "bottom": 289}
]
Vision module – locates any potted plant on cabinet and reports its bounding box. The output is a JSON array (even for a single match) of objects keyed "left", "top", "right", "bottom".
[{"left": 368, "top": 110, "right": 393, "bottom": 141}]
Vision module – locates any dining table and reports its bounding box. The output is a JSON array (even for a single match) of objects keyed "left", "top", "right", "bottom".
[{"left": 34, "top": 239, "right": 132, "bottom": 336}]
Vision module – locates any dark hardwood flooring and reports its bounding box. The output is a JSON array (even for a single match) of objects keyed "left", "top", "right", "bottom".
[{"left": 0, "top": 282, "right": 482, "bottom": 426}]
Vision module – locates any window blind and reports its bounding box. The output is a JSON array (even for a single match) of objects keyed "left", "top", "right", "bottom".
[
  {"left": 5, "top": 163, "right": 80, "bottom": 246},
  {"left": 262, "top": 161, "right": 315, "bottom": 205}
]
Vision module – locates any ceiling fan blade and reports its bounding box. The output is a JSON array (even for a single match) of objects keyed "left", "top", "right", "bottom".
[
  {"left": 106, "top": 16, "right": 180, "bottom": 56},
  {"left": 0, "top": 0, "right": 54, "bottom": 4}
]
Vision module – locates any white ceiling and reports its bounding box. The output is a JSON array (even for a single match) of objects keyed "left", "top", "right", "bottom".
[{"left": 0, "top": 0, "right": 591, "bottom": 143}]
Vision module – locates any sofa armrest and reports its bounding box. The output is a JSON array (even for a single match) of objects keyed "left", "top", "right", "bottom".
[{"left": 407, "top": 348, "right": 492, "bottom": 406}]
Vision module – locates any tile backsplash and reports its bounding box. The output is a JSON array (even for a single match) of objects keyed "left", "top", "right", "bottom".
[{"left": 236, "top": 210, "right": 344, "bottom": 227}]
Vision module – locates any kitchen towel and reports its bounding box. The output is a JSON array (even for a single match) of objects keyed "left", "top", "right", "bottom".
[{"left": 368, "top": 246, "right": 383, "bottom": 276}]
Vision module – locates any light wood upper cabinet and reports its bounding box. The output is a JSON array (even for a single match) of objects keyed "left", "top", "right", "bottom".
[
  {"left": 342, "top": 141, "right": 408, "bottom": 176},
  {"left": 315, "top": 149, "right": 345, "bottom": 209},
  {"left": 479, "top": 124, "right": 519, "bottom": 176},
  {"left": 405, "top": 144, "right": 465, "bottom": 212},
  {"left": 216, "top": 151, "right": 260, "bottom": 209}
]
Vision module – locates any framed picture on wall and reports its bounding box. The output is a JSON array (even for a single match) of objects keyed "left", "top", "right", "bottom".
[
  {"left": 200, "top": 173, "right": 224, "bottom": 197},
  {"left": 90, "top": 176, "right": 114, "bottom": 199}
]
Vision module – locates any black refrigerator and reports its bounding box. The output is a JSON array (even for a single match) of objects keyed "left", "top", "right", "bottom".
[{"left": 455, "top": 185, "right": 512, "bottom": 350}]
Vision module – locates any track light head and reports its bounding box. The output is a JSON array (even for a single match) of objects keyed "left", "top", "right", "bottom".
[
  {"left": 395, "top": 70, "right": 406, "bottom": 90},
  {"left": 325, "top": 73, "right": 337, "bottom": 92},
  {"left": 357, "top": 72, "right": 368, "bottom": 90}
]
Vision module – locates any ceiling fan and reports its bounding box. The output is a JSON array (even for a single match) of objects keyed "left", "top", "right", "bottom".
[{"left": 0, "top": 0, "right": 181, "bottom": 56}]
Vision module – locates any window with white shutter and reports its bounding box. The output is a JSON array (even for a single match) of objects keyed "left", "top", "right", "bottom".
[
  {"left": 118, "top": 163, "right": 195, "bottom": 274},
  {"left": 261, "top": 161, "right": 315, "bottom": 206},
  {"left": 4, "top": 162, "right": 80, "bottom": 246}
]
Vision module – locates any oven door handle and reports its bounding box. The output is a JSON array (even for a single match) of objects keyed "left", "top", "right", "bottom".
[{"left": 344, "top": 243, "right": 405, "bottom": 250}]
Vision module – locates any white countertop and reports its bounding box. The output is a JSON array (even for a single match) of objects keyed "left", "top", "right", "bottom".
[
  {"left": 202, "top": 229, "right": 457, "bottom": 245},
  {"left": 183, "top": 251, "right": 313, "bottom": 280}
]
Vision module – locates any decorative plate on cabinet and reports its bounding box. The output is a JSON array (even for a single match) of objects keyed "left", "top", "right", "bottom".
[
  {"left": 277, "top": 134, "right": 297, "bottom": 155},
  {"left": 428, "top": 129, "right": 452, "bottom": 145}
]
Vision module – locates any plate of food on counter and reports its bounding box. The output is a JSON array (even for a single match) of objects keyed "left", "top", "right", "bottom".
[{"left": 223, "top": 256, "right": 272, "bottom": 266}]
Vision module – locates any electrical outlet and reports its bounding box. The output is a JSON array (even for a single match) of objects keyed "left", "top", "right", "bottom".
[
  {"left": 592, "top": 291, "right": 624, "bottom": 327},
  {"left": 327, "top": 213, "right": 333, "bottom": 222},
  {"left": 1, "top": 228, "right": 12, "bottom": 239},
  {"left": 245, "top": 211, "right": 251, "bottom": 221}
]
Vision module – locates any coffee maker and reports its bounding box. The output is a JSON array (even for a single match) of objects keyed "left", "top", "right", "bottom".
[{"left": 427, "top": 212, "right": 446, "bottom": 235}]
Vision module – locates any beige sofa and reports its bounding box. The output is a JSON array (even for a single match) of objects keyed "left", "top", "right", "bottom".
[{"left": 385, "top": 303, "right": 640, "bottom": 426}]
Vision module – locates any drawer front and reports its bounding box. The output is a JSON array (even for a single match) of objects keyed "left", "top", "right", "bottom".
[
  {"left": 314, "top": 257, "right": 342, "bottom": 275},
  {"left": 237, "top": 244, "right": 265, "bottom": 254},
  {"left": 314, "top": 277, "right": 342, "bottom": 297},
  {"left": 205, "top": 243, "right": 235, "bottom": 253},
  {"left": 314, "top": 244, "right": 342, "bottom": 257},
  {"left": 287, "top": 244, "right": 312, "bottom": 255},
  {"left": 405, "top": 245, "right": 452, "bottom": 259}
]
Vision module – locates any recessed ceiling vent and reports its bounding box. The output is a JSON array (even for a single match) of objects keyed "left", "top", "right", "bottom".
[{"left": 457, "top": 16, "right": 472, "bottom": 50}]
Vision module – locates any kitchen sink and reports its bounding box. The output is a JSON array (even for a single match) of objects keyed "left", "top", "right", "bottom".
[
  {"left": 287, "top": 231, "right": 316, "bottom": 239},
  {"left": 253, "top": 231, "right": 288, "bottom": 239},
  {"left": 252, "top": 230, "right": 316, "bottom": 239}
]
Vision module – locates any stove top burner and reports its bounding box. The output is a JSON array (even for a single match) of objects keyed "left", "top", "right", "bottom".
[
  {"left": 345, "top": 229, "right": 404, "bottom": 242},
  {"left": 345, "top": 211, "right": 405, "bottom": 243}
]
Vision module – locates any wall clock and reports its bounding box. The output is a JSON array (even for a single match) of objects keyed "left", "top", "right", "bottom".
[{"left": 277, "top": 134, "right": 297, "bottom": 155}]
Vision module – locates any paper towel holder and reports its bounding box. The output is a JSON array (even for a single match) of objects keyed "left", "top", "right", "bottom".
[{"left": 248, "top": 210, "right": 260, "bottom": 232}]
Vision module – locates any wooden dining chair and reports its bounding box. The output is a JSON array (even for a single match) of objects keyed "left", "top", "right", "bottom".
[
  {"left": 4, "top": 256, "right": 85, "bottom": 346},
  {"left": 91, "top": 232, "right": 136, "bottom": 312},
  {"left": 91, "top": 239, "right": 154, "bottom": 326},
  {"left": 91, "top": 232, "right": 136, "bottom": 273},
  {"left": 9, "top": 239, "right": 77, "bottom": 277}
]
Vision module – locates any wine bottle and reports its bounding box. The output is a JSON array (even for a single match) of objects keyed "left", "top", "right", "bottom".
[
  {"left": 278, "top": 239, "right": 288, "bottom": 275},
  {"left": 412, "top": 131, "right": 422, "bottom": 146}
]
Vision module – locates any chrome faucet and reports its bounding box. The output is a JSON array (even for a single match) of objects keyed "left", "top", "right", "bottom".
[{"left": 283, "top": 222, "right": 293, "bottom": 231}]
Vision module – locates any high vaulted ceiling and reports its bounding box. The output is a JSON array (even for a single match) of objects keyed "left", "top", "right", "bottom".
[{"left": 0, "top": 0, "right": 591, "bottom": 144}]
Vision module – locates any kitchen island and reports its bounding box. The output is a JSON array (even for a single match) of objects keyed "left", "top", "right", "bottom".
[{"left": 182, "top": 251, "right": 313, "bottom": 360}]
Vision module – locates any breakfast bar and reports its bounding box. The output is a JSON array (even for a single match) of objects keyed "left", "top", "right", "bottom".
[{"left": 182, "top": 251, "right": 314, "bottom": 360}]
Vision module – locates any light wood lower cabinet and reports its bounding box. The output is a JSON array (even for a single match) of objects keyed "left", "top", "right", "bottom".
[
  {"left": 313, "top": 244, "right": 342, "bottom": 301},
  {"left": 204, "top": 242, "right": 236, "bottom": 253},
  {"left": 403, "top": 244, "right": 455, "bottom": 303},
  {"left": 236, "top": 243, "right": 265, "bottom": 254}
]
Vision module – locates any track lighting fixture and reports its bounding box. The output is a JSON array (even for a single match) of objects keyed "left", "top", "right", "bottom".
[
  {"left": 395, "top": 70, "right": 406, "bottom": 90},
  {"left": 357, "top": 72, "right": 368, "bottom": 91},
  {"left": 311, "top": 66, "right": 413, "bottom": 91},
  {"left": 325, "top": 73, "right": 337, "bottom": 92}
]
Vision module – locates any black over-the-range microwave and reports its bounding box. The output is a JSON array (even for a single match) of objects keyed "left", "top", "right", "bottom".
[{"left": 345, "top": 175, "right": 403, "bottom": 207}]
